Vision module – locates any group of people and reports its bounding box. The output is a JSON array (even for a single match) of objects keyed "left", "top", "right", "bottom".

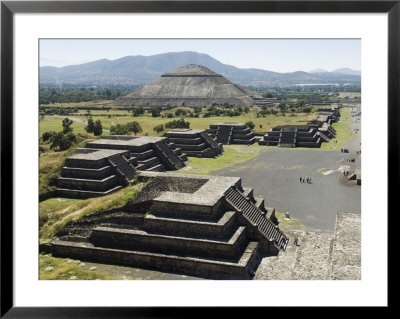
[
  {"left": 299, "top": 176, "right": 312, "bottom": 184},
  {"left": 343, "top": 170, "right": 350, "bottom": 176}
]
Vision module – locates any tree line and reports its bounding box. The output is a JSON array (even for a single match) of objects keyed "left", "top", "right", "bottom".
[{"left": 39, "top": 86, "right": 135, "bottom": 104}]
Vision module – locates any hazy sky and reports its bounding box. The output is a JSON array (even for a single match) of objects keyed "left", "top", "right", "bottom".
[{"left": 40, "top": 39, "right": 361, "bottom": 73}]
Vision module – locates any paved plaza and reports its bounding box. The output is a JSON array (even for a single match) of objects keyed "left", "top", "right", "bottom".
[{"left": 214, "top": 148, "right": 361, "bottom": 232}]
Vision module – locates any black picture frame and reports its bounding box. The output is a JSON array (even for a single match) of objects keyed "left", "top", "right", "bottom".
[{"left": 1, "top": 1, "right": 395, "bottom": 317}]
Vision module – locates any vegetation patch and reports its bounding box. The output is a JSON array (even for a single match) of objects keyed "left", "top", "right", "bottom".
[
  {"left": 39, "top": 183, "right": 143, "bottom": 243},
  {"left": 178, "top": 145, "right": 261, "bottom": 175},
  {"left": 39, "top": 134, "right": 94, "bottom": 197},
  {"left": 39, "top": 253, "right": 121, "bottom": 280},
  {"left": 275, "top": 211, "right": 306, "bottom": 231}
]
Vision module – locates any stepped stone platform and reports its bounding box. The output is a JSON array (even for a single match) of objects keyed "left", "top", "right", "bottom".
[
  {"left": 86, "top": 135, "right": 186, "bottom": 172},
  {"left": 259, "top": 125, "right": 328, "bottom": 148},
  {"left": 43, "top": 172, "right": 289, "bottom": 279},
  {"left": 164, "top": 129, "right": 223, "bottom": 158},
  {"left": 57, "top": 148, "right": 135, "bottom": 198},
  {"left": 206, "top": 122, "right": 256, "bottom": 145},
  {"left": 113, "top": 64, "right": 262, "bottom": 107},
  {"left": 57, "top": 136, "right": 188, "bottom": 198},
  {"left": 259, "top": 107, "right": 340, "bottom": 148}
]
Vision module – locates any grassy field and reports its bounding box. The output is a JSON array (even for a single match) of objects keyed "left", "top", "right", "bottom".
[
  {"left": 39, "top": 105, "right": 318, "bottom": 137},
  {"left": 337, "top": 92, "right": 361, "bottom": 99},
  {"left": 178, "top": 144, "right": 262, "bottom": 175}
]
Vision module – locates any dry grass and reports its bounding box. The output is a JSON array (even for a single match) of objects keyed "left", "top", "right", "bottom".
[
  {"left": 39, "top": 253, "right": 121, "bottom": 280},
  {"left": 39, "top": 183, "right": 144, "bottom": 243}
]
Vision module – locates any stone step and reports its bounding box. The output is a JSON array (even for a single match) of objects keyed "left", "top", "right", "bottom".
[
  {"left": 143, "top": 211, "right": 237, "bottom": 239},
  {"left": 90, "top": 225, "right": 248, "bottom": 260},
  {"left": 137, "top": 156, "right": 160, "bottom": 166},
  {"left": 174, "top": 143, "right": 206, "bottom": 151},
  {"left": 242, "top": 187, "right": 254, "bottom": 201},
  {"left": 146, "top": 163, "right": 166, "bottom": 172},
  {"left": 46, "top": 240, "right": 260, "bottom": 279},
  {"left": 131, "top": 149, "right": 155, "bottom": 161},
  {"left": 60, "top": 165, "right": 113, "bottom": 180},
  {"left": 254, "top": 197, "right": 266, "bottom": 213},
  {"left": 56, "top": 185, "right": 123, "bottom": 199},
  {"left": 57, "top": 175, "right": 119, "bottom": 191}
]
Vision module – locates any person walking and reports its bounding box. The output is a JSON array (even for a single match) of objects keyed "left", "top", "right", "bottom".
[
  {"left": 294, "top": 236, "right": 299, "bottom": 246},
  {"left": 300, "top": 177, "right": 302, "bottom": 183}
]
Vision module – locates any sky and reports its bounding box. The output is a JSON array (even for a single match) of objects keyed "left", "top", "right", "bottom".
[{"left": 39, "top": 39, "right": 361, "bottom": 73}]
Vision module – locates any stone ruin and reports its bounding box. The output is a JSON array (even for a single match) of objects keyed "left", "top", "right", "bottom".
[
  {"left": 206, "top": 122, "right": 256, "bottom": 145},
  {"left": 164, "top": 128, "right": 223, "bottom": 158},
  {"left": 43, "top": 172, "right": 289, "bottom": 279},
  {"left": 258, "top": 125, "right": 330, "bottom": 148},
  {"left": 113, "top": 64, "right": 262, "bottom": 107},
  {"left": 57, "top": 149, "right": 136, "bottom": 198},
  {"left": 57, "top": 135, "right": 187, "bottom": 198},
  {"left": 259, "top": 107, "right": 341, "bottom": 148}
]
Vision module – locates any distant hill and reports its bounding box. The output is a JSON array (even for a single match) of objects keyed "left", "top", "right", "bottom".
[
  {"left": 40, "top": 51, "right": 361, "bottom": 87},
  {"left": 332, "top": 68, "right": 361, "bottom": 76}
]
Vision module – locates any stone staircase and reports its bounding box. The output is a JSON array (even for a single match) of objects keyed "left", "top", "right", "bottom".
[
  {"left": 224, "top": 187, "right": 288, "bottom": 251},
  {"left": 200, "top": 131, "right": 221, "bottom": 149},
  {"left": 278, "top": 131, "right": 296, "bottom": 148},
  {"left": 108, "top": 155, "right": 136, "bottom": 181},
  {"left": 154, "top": 140, "right": 185, "bottom": 170},
  {"left": 216, "top": 125, "right": 233, "bottom": 145}
]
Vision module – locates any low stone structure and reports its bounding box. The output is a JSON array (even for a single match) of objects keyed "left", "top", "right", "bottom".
[
  {"left": 57, "top": 148, "right": 136, "bottom": 198},
  {"left": 164, "top": 129, "right": 223, "bottom": 158},
  {"left": 57, "top": 136, "right": 188, "bottom": 198},
  {"left": 86, "top": 135, "right": 187, "bottom": 171},
  {"left": 207, "top": 122, "right": 256, "bottom": 145},
  {"left": 44, "top": 172, "right": 289, "bottom": 279},
  {"left": 258, "top": 125, "right": 330, "bottom": 148},
  {"left": 259, "top": 107, "right": 340, "bottom": 148}
]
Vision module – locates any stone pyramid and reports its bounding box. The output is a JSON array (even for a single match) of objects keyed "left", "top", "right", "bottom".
[{"left": 114, "top": 64, "right": 261, "bottom": 107}]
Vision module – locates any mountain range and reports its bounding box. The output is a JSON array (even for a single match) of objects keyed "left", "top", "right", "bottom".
[{"left": 40, "top": 51, "right": 361, "bottom": 87}]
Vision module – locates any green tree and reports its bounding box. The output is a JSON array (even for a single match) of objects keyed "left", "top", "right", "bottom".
[
  {"left": 175, "top": 108, "right": 187, "bottom": 116},
  {"left": 245, "top": 121, "right": 255, "bottom": 129},
  {"left": 85, "top": 117, "right": 95, "bottom": 133},
  {"left": 126, "top": 121, "right": 143, "bottom": 136},
  {"left": 153, "top": 124, "right": 164, "bottom": 133},
  {"left": 110, "top": 124, "right": 129, "bottom": 135},
  {"left": 132, "top": 106, "right": 144, "bottom": 117},
  {"left": 165, "top": 118, "right": 190, "bottom": 129},
  {"left": 42, "top": 131, "right": 56, "bottom": 142},
  {"left": 50, "top": 132, "right": 75, "bottom": 151},
  {"left": 62, "top": 117, "right": 73, "bottom": 134},
  {"left": 151, "top": 106, "right": 162, "bottom": 117},
  {"left": 92, "top": 120, "right": 103, "bottom": 136}
]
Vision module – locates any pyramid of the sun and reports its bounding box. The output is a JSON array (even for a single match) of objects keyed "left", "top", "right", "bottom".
[{"left": 113, "top": 65, "right": 261, "bottom": 107}]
